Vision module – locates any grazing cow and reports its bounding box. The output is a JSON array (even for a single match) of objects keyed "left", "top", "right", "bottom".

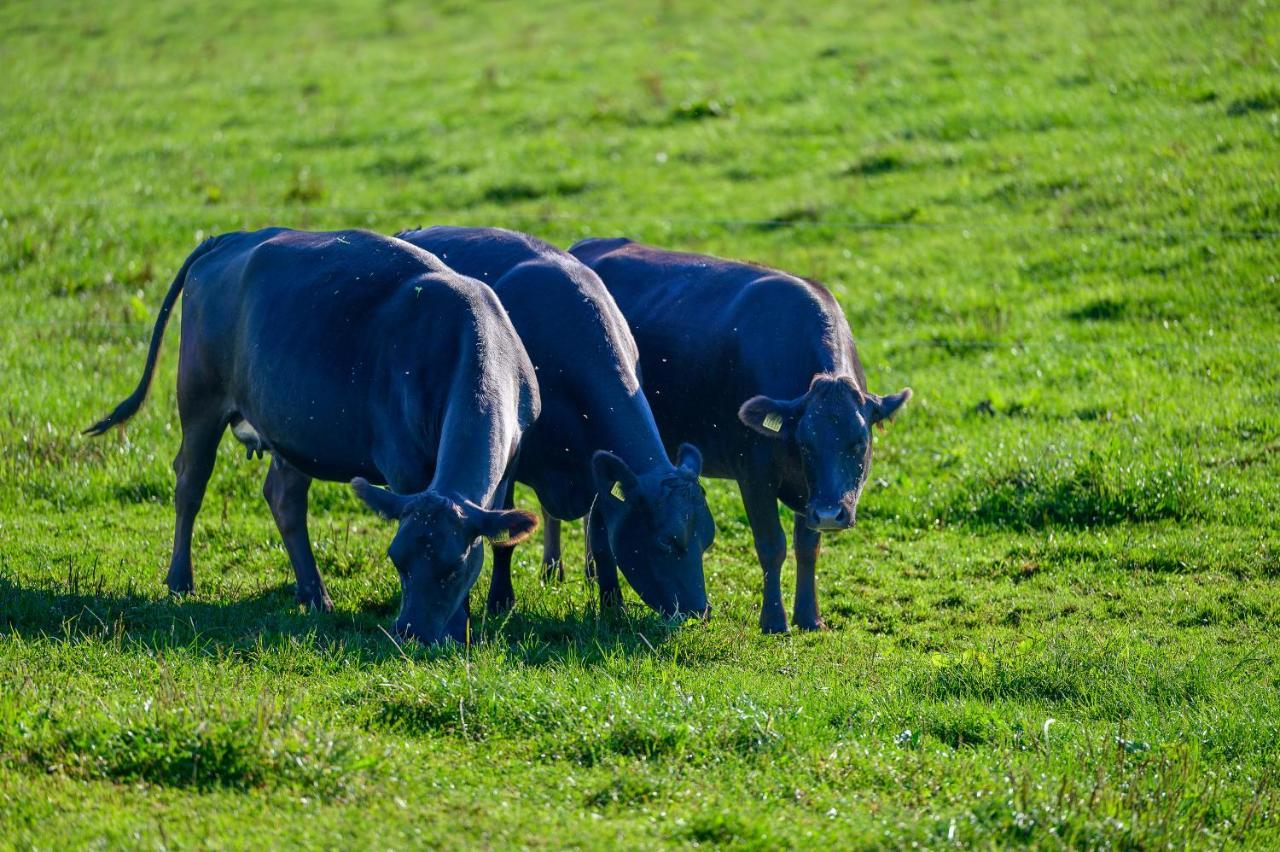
[
  {"left": 396, "top": 227, "right": 712, "bottom": 619},
  {"left": 567, "top": 238, "right": 911, "bottom": 634},
  {"left": 85, "top": 228, "right": 540, "bottom": 644}
]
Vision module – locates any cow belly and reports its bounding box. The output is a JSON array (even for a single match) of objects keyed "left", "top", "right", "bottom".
[
  {"left": 229, "top": 406, "right": 378, "bottom": 483},
  {"left": 522, "top": 466, "right": 593, "bottom": 521}
]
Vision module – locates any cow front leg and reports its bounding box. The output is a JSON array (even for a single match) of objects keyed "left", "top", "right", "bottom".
[
  {"left": 740, "top": 479, "right": 788, "bottom": 634},
  {"left": 541, "top": 510, "right": 564, "bottom": 583},
  {"left": 263, "top": 456, "right": 333, "bottom": 612},
  {"left": 446, "top": 592, "right": 472, "bottom": 644},
  {"left": 486, "top": 483, "right": 517, "bottom": 614},
  {"left": 585, "top": 498, "right": 622, "bottom": 610},
  {"left": 792, "top": 513, "right": 824, "bottom": 630}
]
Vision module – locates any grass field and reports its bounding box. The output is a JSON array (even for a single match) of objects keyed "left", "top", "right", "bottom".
[{"left": 2, "top": 0, "right": 1279, "bottom": 846}]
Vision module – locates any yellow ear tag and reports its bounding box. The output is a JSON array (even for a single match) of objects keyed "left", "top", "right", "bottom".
[
  {"left": 489, "top": 528, "right": 510, "bottom": 544},
  {"left": 610, "top": 481, "right": 626, "bottom": 502},
  {"left": 762, "top": 412, "right": 783, "bottom": 432}
]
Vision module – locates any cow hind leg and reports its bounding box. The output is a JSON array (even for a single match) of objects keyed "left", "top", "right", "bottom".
[
  {"left": 263, "top": 456, "right": 333, "bottom": 612},
  {"left": 541, "top": 511, "right": 563, "bottom": 583},
  {"left": 792, "top": 513, "right": 824, "bottom": 631},
  {"left": 166, "top": 408, "right": 225, "bottom": 596}
]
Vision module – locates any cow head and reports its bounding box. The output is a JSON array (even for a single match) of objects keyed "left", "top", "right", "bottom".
[
  {"left": 738, "top": 376, "right": 911, "bottom": 531},
  {"left": 590, "top": 443, "right": 714, "bottom": 619},
  {"left": 352, "top": 478, "right": 537, "bottom": 644}
]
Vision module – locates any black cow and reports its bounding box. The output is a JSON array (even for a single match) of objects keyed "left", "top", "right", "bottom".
[
  {"left": 85, "top": 228, "right": 540, "bottom": 644},
  {"left": 396, "top": 227, "right": 712, "bottom": 619},
  {"left": 567, "top": 238, "right": 911, "bottom": 634}
]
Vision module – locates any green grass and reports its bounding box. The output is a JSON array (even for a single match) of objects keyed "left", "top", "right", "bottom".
[{"left": 2, "top": 0, "right": 1279, "bottom": 846}]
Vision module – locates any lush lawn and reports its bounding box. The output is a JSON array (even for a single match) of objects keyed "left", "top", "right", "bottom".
[{"left": 2, "top": 0, "right": 1279, "bottom": 846}]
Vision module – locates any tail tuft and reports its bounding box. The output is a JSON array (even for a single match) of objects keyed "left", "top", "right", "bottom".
[{"left": 83, "top": 393, "right": 146, "bottom": 435}]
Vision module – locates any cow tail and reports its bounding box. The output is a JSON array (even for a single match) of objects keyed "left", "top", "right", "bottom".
[{"left": 83, "top": 237, "right": 217, "bottom": 436}]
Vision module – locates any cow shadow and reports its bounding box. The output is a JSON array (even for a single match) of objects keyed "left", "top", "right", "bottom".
[{"left": 0, "top": 574, "right": 680, "bottom": 666}]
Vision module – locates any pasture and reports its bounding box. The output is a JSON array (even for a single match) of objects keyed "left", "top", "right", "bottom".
[{"left": 2, "top": 0, "right": 1278, "bottom": 846}]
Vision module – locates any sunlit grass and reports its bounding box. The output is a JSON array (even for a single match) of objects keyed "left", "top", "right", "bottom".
[{"left": 1, "top": 0, "right": 1278, "bottom": 845}]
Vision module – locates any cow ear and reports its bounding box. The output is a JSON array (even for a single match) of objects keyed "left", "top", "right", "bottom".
[
  {"left": 592, "top": 450, "right": 639, "bottom": 507},
  {"left": 738, "top": 396, "right": 799, "bottom": 439},
  {"left": 351, "top": 478, "right": 412, "bottom": 520},
  {"left": 676, "top": 443, "right": 703, "bottom": 476},
  {"left": 866, "top": 388, "right": 913, "bottom": 425},
  {"left": 464, "top": 505, "right": 539, "bottom": 546}
]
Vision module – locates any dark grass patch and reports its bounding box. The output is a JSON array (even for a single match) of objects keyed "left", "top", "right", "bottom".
[
  {"left": 371, "top": 669, "right": 782, "bottom": 765},
  {"left": 1226, "top": 88, "right": 1280, "bottom": 117},
  {"left": 1017, "top": 532, "right": 1280, "bottom": 580},
  {"left": 0, "top": 575, "right": 405, "bottom": 664},
  {"left": 945, "top": 450, "right": 1205, "bottom": 530},
  {"left": 750, "top": 204, "right": 824, "bottom": 231},
  {"left": 287, "top": 130, "right": 367, "bottom": 150},
  {"left": 110, "top": 475, "right": 170, "bottom": 505},
  {"left": 904, "top": 642, "right": 1218, "bottom": 718},
  {"left": 985, "top": 177, "right": 1077, "bottom": 205},
  {"left": 283, "top": 168, "right": 325, "bottom": 204},
  {"left": 970, "top": 398, "right": 1029, "bottom": 419},
  {"left": 670, "top": 97, "right": 733, "bottom": 122},
  {"left": 0, "top": 702, "right": 369, "bottom": 796},
  {"left": 680, "top": 811, "right": 767, "bottom": 846},
  {"left": 583, "top": 769, "right": 665, "bottom": 810},
  {"left": 479, "top": 179, "right": 590, "bottom": 205},
  {"left": 361, "top": 153, "right": 436, "bottom": 177},
  {"left": 1056, "top": 72, "right": 1093, "bottom": 88},
  {"left": 884, "top": 334, "right": 998, "bottom": 367},
  {"left": 840, "top": 152, "right": 906, "bottom": 177},
  {"left": 914, "top": 702, "right": 1010, "bottom": 748},
  {"left": 898, "top": 108, "right": 1076, "bottom": 143},
  {"left": 1067, "top": 296, "right": 1128, "bottom": 321},
  {"left": 1066, "top": 295, "right": 1186, "bottom": 323},
  {"left": 1020, "top": 253, "right": 1079, "bottom": 283},
  {"left": 724, "top": 164, "right": 762, "bottom": 182},
  {"left": 1173, "top": 594, "right": 1268, "bottom": 628},
  {"left": 1194, "top": 710, "right": 1280, "bottom": 763},
  {"left": 10, "top": 428, "right": 111, "bottom": 470},
  {"left": 960, "top": 742, "right": 1280, "bottom": 847}
]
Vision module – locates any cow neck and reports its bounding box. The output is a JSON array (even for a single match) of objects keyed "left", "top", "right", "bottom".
[
  {"left": 428, "top": 413, "right": 509, "bottom": 509},
  {"left": 590, "top": 387, "right": 671, "bottom": 478}
]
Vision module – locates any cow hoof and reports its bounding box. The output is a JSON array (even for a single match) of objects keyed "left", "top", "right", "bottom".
[
  {"left": 760, "top": 611, "right": 789, "bottom": 635},
  {"left": 298, "top": 593, "right": 334, "bottom": 613},
  {"left": 793, "top": 618, "right": 827, "bottom": 632},
  {"left": 486, "top": 596, "right": 515, "bottom": 616},
  {"left": 166, "top": 576, "right": 194, "bottom": 597},
  {"left": 541, "top": 560, "right": 564, "bottom": 584}
]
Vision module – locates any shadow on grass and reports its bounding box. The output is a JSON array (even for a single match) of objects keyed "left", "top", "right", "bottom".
[{"left": 0, "top": 575, "right": 676, "bottom": 666}]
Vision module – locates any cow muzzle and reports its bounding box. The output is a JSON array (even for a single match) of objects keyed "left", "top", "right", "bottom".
[{"left": 805, "top": 503, "right": 855, "bottom": 531}]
